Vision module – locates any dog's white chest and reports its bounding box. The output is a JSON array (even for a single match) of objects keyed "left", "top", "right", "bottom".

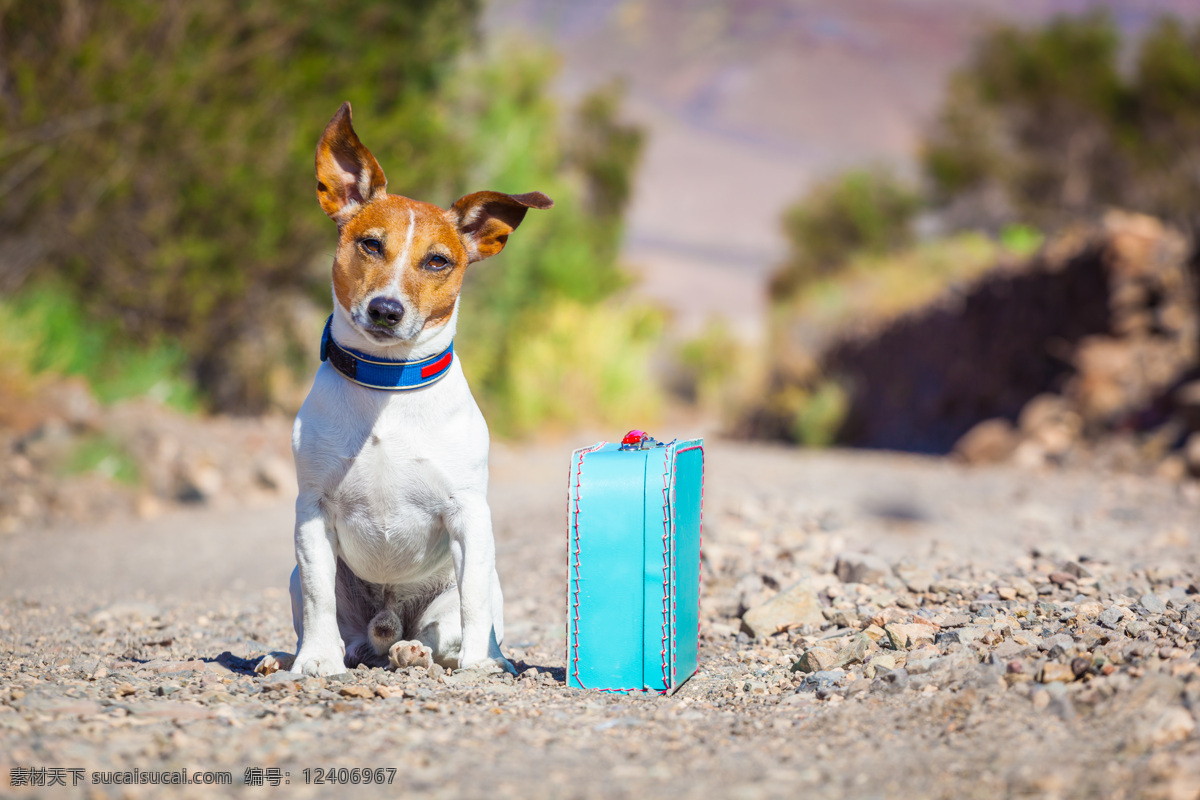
[{"left": 294, "top": 362, "right": 488, "bottom": 586}]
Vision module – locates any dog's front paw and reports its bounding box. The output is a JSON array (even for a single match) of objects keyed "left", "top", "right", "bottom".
[
  {"left": 255, "top": 652, "right": 296, "bottom": 676},
  {"left": 458, "top": 656, "right": 517, "bottom": 676},
  {"left": 292, "top": 647, "right": 346, "bottom": 677},
  {"left": 388, "top": 640, "right": 434, "bottom": 670}
]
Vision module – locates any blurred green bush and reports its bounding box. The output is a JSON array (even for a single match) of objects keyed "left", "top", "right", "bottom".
[
  {"left": 924, "top": 11, "right": 1200, "bottom": 234},
  {"left": 769, "top": 168, "right": 922, "bottom": 299},
  {"left": 0, "top": 285, "right": 198, "bottom": 410},
  {"left": 448, "top": 53, "right": 653, "bottom": 434},
  {"left": 0, "top": 1, "right": 652, "bottom": 433}
]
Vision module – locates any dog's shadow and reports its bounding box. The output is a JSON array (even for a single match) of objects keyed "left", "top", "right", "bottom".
[
  {"left": 197, "top": 651, "right": 569, "bottom": 684},
  {"left": 510, "top": 661, "right": 567, "bottom": 684}
]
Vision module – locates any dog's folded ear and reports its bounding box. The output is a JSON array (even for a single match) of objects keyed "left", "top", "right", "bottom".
[
  {"left": 316, "top": 102, "right": 387, "bottom": 225},
  {"left": 448, "top": 191, "right": 553, "bottom": 263}
]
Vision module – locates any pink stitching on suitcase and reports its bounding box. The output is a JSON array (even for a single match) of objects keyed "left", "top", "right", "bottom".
[
  {"left": 569, "top": 442, "right": 606, "bottom": 690},
  {"left": 659, "top": 445, "right": 673, "bottom": 691}
]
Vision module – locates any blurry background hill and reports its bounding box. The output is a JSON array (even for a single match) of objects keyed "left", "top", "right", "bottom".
[
  {"left": 486, "top": 0, "right": 1200, "bottom": 334},
  {"left": 2, "top": 0, "right": 1200, "bottom": 530}
]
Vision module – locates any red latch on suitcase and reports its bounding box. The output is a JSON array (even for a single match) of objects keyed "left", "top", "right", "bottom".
[{"left": 620, "top": 429, "right": 663, "bottom": 450}]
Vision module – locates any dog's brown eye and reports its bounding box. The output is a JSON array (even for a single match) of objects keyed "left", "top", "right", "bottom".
[
  {"left": 360, "top": 238, "right": 383, "bottom": 255},
  {"left": 425, "top": 254, "right": 450, "bottom": 271}
]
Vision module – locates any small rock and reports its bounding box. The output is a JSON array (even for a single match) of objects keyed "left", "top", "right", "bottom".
[
  {"left": 338, "top": 685, "right": 374, "bottom": 700},
  {"left": 832, "top": 633, "right": 873, "bottom": 668},
  {"left": 792, "top": 646, "right": 838, "bottom": 674},
  {"left": 894, "top": 563, "right": 933, "bottom": 593},
  {"left": 1040, "top": 633, "right": 1075, "bottom": 654},
  {"left": 374, "top": 685, "right": 394, "bottom": 699},
  {"left": 885, "top": 623, "right": 935, "bottom": 650},
  {"left": 996, "top": 586, "right": 1017, "bottom": 601},
  {"left": 870, "top": 655, "right": 897, "bottom": 672},
  {"left": 1099, "top": 606, "right": 1127, "bottom": 629},
  {"left": 260, "top": 676, "right": 299, "bottom": 694},
  {"left": 861, "top": 624, "right": 888, "bottom": 643},
  {"left": 1063, "top": 561, "right": 1092, "bottom": 579},
  {"left": 741, "top": 580, "right": 824, "bottom": 638},
  {"left": 870, "top": 607, "right": 908, "bottom": 627},
  {"left": 877, "top": 667, "right": 909, "bottom": 691},
  {"left": 954, "top": 418, "right": 1017, "bottom": 464},
  {"left": 834, "top": 553, "right": 891, "bottom": 585},
  {"left": 1040, "top": 663, "right": 1075, "bottom": 683},
  {"left": 1140, "top": 593, "right": 1167, "bottom": 615},
  {"left": 822, "top": 608, "right": 859, "bottom": 628}
]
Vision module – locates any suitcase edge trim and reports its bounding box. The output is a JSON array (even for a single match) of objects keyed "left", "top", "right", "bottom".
[{"left": 668, "top": 442, "right": 705, "bottom": 689}]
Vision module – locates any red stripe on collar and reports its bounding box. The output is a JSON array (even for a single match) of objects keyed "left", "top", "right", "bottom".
[{"left": 420, "top": 349, "right": 454, "bottom": 379}]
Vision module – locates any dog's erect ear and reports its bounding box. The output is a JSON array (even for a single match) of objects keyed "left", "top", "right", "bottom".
[
  {"left": 448, "top": 191, "right": 554, "bottom": 262},
  {"left": 315, "top": 102, "right": 387, "bottom": 224}
]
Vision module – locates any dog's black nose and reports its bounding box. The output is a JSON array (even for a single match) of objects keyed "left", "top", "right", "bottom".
[{"left": 367, "top": 297, "right": 404, "bottom": 327}]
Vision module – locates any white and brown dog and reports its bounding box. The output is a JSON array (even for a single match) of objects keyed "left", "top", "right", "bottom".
[{"left": 285, "top": 102, "right": 551, "bottom": 677}]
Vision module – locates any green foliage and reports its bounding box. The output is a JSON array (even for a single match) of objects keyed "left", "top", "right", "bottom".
[
  {"left": 791, "top": 381, "right": 848, "bottom": 448},
  {"left": 0, "top": 0, "right": 480, "bottom": 411},
  {"left": 0, "top": 4, "right": 651, "bottom": 431},
  {"left": 569, "top": 82, "right": 645, "bottom": 240},
  {"left": 0, "top": 285, "right": 198, "bottom": 409},
  {"left": 771, "top": 168, "right": 922, "bottom": 298},
  {"left": 998, "top": 224, "right": 1044, "bottom": 256},
  {"left": 675, "top": 318, "right": 744, "bottom": 411},
  {"left": 450, "top": 50, "right": 650, "bottom": 433},
  {"left": 923, "top": 11, "right": 1200, "bottom": 232},
  {"left": 63, "top": 435, "right": 141, "bottom": 486},
  {"left": 495, "top": 301, "right": 662, "bottom": 435}
]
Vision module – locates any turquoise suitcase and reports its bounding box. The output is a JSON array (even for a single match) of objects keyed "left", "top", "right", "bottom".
[{"left": 567, "top": 432, "right": 705, "bottom": 693}]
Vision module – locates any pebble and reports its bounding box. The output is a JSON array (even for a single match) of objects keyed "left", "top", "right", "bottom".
[
  {"left": 1040, "top": 663, "right": 1075, "bottom": 683},
  {"left": 832, "top": 633, "right": 873, "bottom": 668},
  {"left": 1139, "top": 593, "right": 1167, "bottom": 615},
  {"left": 885, "top": 623, "right": 936, "bottom": 650},
  {"left": 834, "top": 553, "right": 891, "bottom": 585},
  {"left": 792, "top": 646, "right": 838, "bottom": 674},
  {"left": 742, "top": 580, "right": 824, "bottom": 638},
  {"left": 1099, "top": 606, "right": 1127, "bottom": 629}
]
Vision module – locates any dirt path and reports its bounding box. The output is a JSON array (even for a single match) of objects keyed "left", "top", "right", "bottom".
[{"left": 2, "top": 439, "right": 1199, "bottom": 798}]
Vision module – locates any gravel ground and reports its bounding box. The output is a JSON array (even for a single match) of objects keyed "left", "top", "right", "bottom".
[{"left": 2, "top": 439, "right": 1199, "bottom": 799}]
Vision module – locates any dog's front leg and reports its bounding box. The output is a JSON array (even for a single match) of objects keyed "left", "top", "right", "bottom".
[
  {"left": 448, "top": 495, "right": 515, "bottom": 675},
  {"left": 291, "top": 496, "right": 346, "bottom": 676}
]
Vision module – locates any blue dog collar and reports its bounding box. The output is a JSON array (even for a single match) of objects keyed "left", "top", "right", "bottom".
[{"left": 320, "top": 315, "right": 454, "bottom": 391}]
